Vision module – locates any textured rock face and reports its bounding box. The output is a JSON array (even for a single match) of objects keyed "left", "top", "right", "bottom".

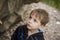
[{"left": 0, "top": 1, "right": 60, "bottom": 40}]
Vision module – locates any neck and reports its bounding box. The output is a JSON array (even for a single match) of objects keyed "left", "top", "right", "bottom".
[
  {"left": 39, "top": 26, "right": 44, "bottom": 32},
  {"left": 28, "top": 29, "right": 38, "bottom": 36}
]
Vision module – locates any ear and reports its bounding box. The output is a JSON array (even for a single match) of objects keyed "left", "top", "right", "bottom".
[
  {"left": 39, "top": 21, "right": 42, "bottom": 26},
  {"left": 39, "top": 22, "right": 44, "bottom": 28}
]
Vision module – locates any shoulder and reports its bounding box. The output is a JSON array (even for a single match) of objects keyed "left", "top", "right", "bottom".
[
  {"left": 16, "top": 24, "right": 27, "bottom": 32},
  {"left": 11, "top": 25, "right": 27, "bottom": 40},
  {"left": 28, "top": 32, "right": 45, "bottom": 40}
]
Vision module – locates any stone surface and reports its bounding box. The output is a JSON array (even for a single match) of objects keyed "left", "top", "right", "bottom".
[{"left": 0, "top": 1, "right": 60, "bottom": 40}]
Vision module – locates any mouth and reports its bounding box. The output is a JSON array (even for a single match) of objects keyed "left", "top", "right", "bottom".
[
  {"left": 27, "top": 23, "right": 32, "bottom": 27},
  {"left": 27, "top": 23, "right": 30, "bottom": 26},
  {"left": 27, "top": 23, "right": 32, "bottom": 29}
]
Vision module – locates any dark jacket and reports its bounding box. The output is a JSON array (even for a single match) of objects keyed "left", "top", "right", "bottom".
[{"left": 11, "top": 25, "right": 45, "bottom": 40}]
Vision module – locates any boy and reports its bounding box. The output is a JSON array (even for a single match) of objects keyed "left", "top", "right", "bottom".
[{"left": 11, "top": 9, "right": 49, "bottom": 40}]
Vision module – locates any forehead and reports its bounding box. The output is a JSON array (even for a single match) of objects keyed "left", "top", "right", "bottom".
[
  {"left": 31, "top": 11, "right": 38, "bottom": 15},
  {"left": 30, "top": 11, "right": 39, "bottom": 17},
  {"left": 30, "top": 11, "right": 40, "bottom": 20}
]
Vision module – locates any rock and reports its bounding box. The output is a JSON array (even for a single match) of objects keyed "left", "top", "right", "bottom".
[
  {"left": 0, "top": 0, "right": 6, "bottom": 11},
  {"left": 8, "top": 0, "right": 39, "bottom": 13}
]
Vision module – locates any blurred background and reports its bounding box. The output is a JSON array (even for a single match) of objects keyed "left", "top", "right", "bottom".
[{"left": 40, "top": 0, "right": 60, "bottom": 10}]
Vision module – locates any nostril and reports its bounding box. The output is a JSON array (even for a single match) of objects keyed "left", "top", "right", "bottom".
[{"left": 28, "top": 21, "right": 30, "bottom": 24}]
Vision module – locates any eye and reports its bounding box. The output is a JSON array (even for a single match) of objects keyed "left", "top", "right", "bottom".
[
  {"left": 29, "top": 16, "right": 32, "bottom": 19},
  {"left": 34, "top": 19, "right": 37, "bottom": 22}
]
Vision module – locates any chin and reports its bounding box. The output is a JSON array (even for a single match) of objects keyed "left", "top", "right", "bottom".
[
  {"left": 27, "top": 26, "right": 31, "bottom": 29},
  {"left": 27, "top": 26, "right": 32, "bottom": 30}
]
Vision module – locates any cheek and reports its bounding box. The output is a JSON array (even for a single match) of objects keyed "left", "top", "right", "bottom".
[
  {"left": 26, "top": 20, "right": 29, "bottom": 24},
  {"left": 32, "top": 22, "right": 39, "bottom": 27}
]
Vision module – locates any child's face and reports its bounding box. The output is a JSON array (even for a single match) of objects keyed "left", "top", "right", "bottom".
[{"left": 26, "top": 12, "right": 41, "bottom": 30}]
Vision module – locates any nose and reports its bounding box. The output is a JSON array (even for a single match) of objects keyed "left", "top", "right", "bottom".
[{"left": 29, "top": 19, "right": 33, "bottom": 23}]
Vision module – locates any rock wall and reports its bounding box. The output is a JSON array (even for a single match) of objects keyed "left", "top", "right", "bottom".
[{"left": 0, "top": 0, "right": 60, "bottom": 40}]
